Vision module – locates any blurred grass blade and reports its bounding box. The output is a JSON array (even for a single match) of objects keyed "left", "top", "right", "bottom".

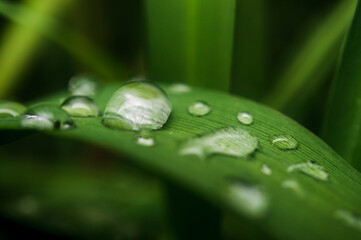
[
  {"left": 0, "top": 0, "right": 123, "bottom": 97},
  {"left": 0, "top": 0, "right": 73, "bottom": 97},
  {"left": 264, "top": 0, "right": 355, "bottom": 110},
  {"left": 231, "top": 0, "right": 266, "bottom": 100},
  {"left": 1, "top": 83, "right": 361, "bottom": 239},
  {"left": 145, "top": 0, "right": 235, "bottom": 91},
  {"left": 322, "top": 0, "right": 361, "bottom": 170}
]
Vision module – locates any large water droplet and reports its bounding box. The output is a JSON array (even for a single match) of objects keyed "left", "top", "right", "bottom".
[
  {"left": 227, "top": 179, "right": 268, "bottom": 218},
  {"left": 102, "top": 81, "right": 172, "bottom": 131},
  {"left": 69, "top": 74, "right": 98, "bottom": 97},
  {"left": 21, "top": 104, "right": 76, "bottom": 130},
  {"left": 0, "top": 101, "right": 26, "bottom": 118},
  {"left": 135, "top": 129, "right": 155, "bottom": 147},
  {"left": 271, "top": 134, "right": 298, "bottom": 150},
  {"left": 180, "top": 127, "right": 258, "bottom": 160},
  {"left": 188, "top": 101, "right": 211, "bottom": 116},
  {"left": 282, "top": 179, "right": 304, "bottom": 197},
  {"left": 168, "top": 83, "right": 192, "bottom": 94},
  {"left": 261, "top": 164, "right": 272, "bottom": 175},
  {"left": 287, "top": 161, "right": 329, "bottom": 181},
  {"left": 61, "top": 96, "right": 100, "bottom": 117},
  {"left": 335, "top": 210, "right": 361, "bottom": 232},
  {"left": 237, "top": 112, "right": 253, "bottom": 125}
]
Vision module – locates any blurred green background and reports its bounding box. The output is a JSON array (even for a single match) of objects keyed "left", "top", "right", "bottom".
[{"left": 0, "top": 0, "right": 352, "bottom": 239}]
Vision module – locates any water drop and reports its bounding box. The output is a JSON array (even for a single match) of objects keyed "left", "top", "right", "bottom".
[
  {"left": 282, "top": 179, "right": 304, "bottom": 196},
  {"left": 135, "top": 129, "right": 155, "bottom": 147},
  {"left": 287, "top": 161, "right": 328, "bottom": 181},
  {"left": 69, "top": 74, "right": 98, "bottom": 97},
  {"left": 335, "top": 210, "right": 361, "bottom": 232},
  {"left": 61, "top": 96, "right": 100, "bottom": 117},
  {"left": 188, "top": 101, "right": 211, "bottom": 116},
  {"left": 271, "top": 134, "right": 298, "bottom": 150},
  {"left": 102, "top": 81, "right": 172, "bottom": 131},
  {"left": 21, "top": 104, "right": 75, "bottom": 130},
  {"left": 261, "top": 164, "right": 272, "bottom": 175},
  {"left": 136, "top": 136, "right": 155, "bottom": 147},
  {"left": 168, "top": 83, "right": 191, "bottom": 94},
  {"left": 227, "top": 179, "right": 268, "bottom": 218},
  {"left": 237, "top": 112, "right": 253, "bottom": 125},
  {"left": 0, "top": 101, "right": 26, "bottom": 118},
  {"left": 180, "top": 127, "right": 258, "bottom": 160},
  {"left": 16, "top": 196, "right": 39, "bottom": 216}
]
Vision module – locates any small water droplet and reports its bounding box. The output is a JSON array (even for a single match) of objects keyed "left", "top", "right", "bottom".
[
  {"left": 237, "top": 112, "right": 253, "bottom": 125},
  {"left": 335, "top": 210, "right": 361, "bottom": 232},
  {"left": 61, "top": 96, "right": 100, "bottom": 117},
  {"left": 135, "top": 129, "right": 155, "bottom": 147},
  {"left": 188, "top": 101, "right": 211, "bottom": 116},
  {"left": 168, "top": 83, "right": 192, "bottom": 94},
  {"left": 0, "top": 101, "right": 26, "bottom": 118},
  {"left": 271, "top": 134, "right": 298, "bottom": 150},
  {"left": 227, "top": 179, "right": 268, "bottom": 218},
  {"left": 136, "top": 136, "right": 155, "bottom": 147},
  {"left": 21, "top": 104, "right": 76, "bottom": 130},
  {"left": 287, "top": 161, "right": 329, "bottom": 181},
  {"left": 16, "top": 196, "right": 39, "bottom": 216},
  {"left": 102, "top": 81, "right": 172, "bottom": 131},
  {"left": 180, "top": 127, "right": 258, "bottom": 159},
  {"left": 282, "top": 179, "right": 304, "bottom": 196},
  {"left": 69, "top": 74, "right": 98, "bottom": 97},
  {"left": 261, "top": 164, "right": 272, "bottom": 175}
]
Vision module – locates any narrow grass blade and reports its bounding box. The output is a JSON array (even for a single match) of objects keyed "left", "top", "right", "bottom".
[
  {"left": 0, "top": 1, "right": 123, "bottom": 97},
  {"left": 145, "top": 0, "right": 236, "bottom": 91},
  {"left": 264, "top": 0, "right": 355, "bottom": 110},
  {"left": 0, "top": 0, "right": 74, "bottom": 97},
  {"left": 231, "top": 0, "right": 266, "bottom": 100},
  {"left": 322, "top": 0, "right": 361, "bottom": 170}
]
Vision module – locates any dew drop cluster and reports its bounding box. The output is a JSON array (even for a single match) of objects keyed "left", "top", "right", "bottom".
[{"left": 0, "top": 75, "right": 344, "bottom": 225}]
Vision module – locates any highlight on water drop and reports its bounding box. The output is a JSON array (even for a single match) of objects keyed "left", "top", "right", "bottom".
[
  {"left": 168, "top": 83, "right": 192, "bottom": 94},
  {"left": 237, "top": 112, "right": 253, "bottom": 125},
  {"left": 287, "top": 161, "right": 329, "bottom": 181},
  {"left": 21, "top": 104, "right": 76, "bottom": 130},
  {"left": 61, "top": 96, "right": 100, "bottom": 117},
  {"left": 135, "top": 129, "right": 155, "bottom": 147},
  {"left": 271, "top": 134, "right": 298, "bottom": 150},
  {"left": 227, "top": 178, "right": 268, "bottom": 218},
  {"left": 179, "top": 126, "right": 258, "bottom": 160},
  {"left": 334, "top": 210, "right": 361, "bottom": 232},
  {"left": 0, "top": 101, "right": 27, "bottom": 118},
  {"left": 68, "top": 74, "right": 98, "bottom": 97},
  {"left": 261, "top": 164, "right": 272, "bottom": 175},
  {"left": 282, "top": 179, "right": 304, "bottom": 197},
  {"left": 188, "top": 101, "right": 211, "bottom": 116},
  {"left": 102, "top": 81, "right": 172, "bottom": 131}
]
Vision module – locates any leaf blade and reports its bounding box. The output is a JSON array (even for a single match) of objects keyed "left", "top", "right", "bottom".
[{"left": 1, "top": 83, "right": 361, "bottom": 239}]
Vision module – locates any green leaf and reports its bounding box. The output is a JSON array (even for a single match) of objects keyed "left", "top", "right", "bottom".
[
  {"left": 322, "top": 0, "right": 361, "bottom": 171},
  {"left": 1, "top": 83, "right": 361, "bottom": 239},
  {"left": 264, "top": 0, "right": 355, "bottom": 110},
  {"left": 145, "top": 0, "right": 235, "bottom": 91}
]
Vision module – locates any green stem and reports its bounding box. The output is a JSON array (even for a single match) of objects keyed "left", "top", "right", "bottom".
[{"left": 322, "top": 0, "right": 361, "bottom": 170}]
